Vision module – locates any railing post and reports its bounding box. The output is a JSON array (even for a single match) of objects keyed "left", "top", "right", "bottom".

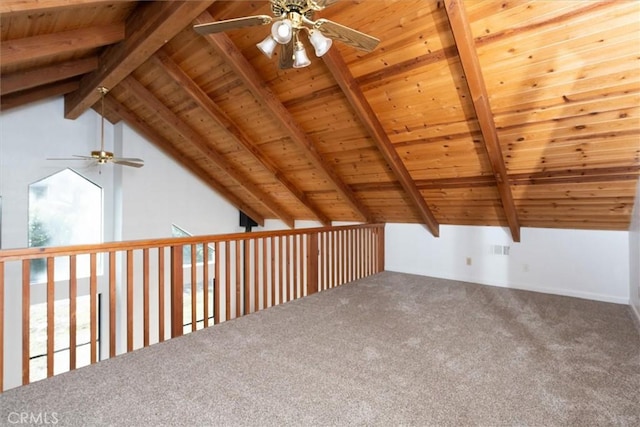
[
  {"left": 307, "top": 233, "right": 319, "bottom": 295},
  {"left": 22, "top": 260, "right": 30, "bottom": 386},
  {"left": 0, "top": 261, "right": 4, "bottom": 393},
  {"left": 170, "top": 245, "right": 183, "bottom": 338},
  {"left": 377, "top": 225, "right": 385, "bottom": 273},
  {"left": 244, "top": 239, "right": 250, "bottom": 315}
]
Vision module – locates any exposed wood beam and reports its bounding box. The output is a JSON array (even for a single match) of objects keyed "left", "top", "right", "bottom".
[
  {"left": 352, "top": 165, "right": 640, "bottom": 192},
  {"left": 1, "top": 57, "right": 98, "bottom": 96},
  {"left": 1, "top": 24, "right": 124, "bottom": 68},
  {"left": 119, "top": 76, "right": 295, "bottom": 228},
  {"left": 103, "top": 96, "right": 266, "bottom": 226},
  {"left": 0, "top": 0, "right": 120, "bottom": 15},
  {"left": 1, "top": 80, "right": 79, "bottom": 111},
  {"left": 322, "top": 49, "right": 440, "bottom": 237},
  {"left": 64, "top": 1, "right": 214, "bottom": 119},
  {"left": 152, "top": 50, "right": 332, "bottom": 226},
  {"left": 444, "top": 0, "right": 521, "bottom": 242},
  {"left": 195, "top": 12, "right": 373, "bottom": 223}
]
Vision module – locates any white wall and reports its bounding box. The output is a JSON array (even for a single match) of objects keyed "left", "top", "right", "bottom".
[
  {"left": 386, "top": 223, "right": 630, "bottom": 304},
  {"left": 630, "top": 182, "right": 640, "bottom": 326},
  {"left": 0, "top": 98, "right": 116, "bottom": 248},
  {"left": 0, "top": 97, "right": 242, "bottom": 246},
  {"left": 0, "top": 97, "right": 242, "bottom": 390},
  {"left": 116, "top": 122, "right": 239, "bottom": 239}
]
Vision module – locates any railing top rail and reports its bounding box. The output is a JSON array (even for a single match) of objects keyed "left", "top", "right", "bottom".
[{"left": 0, "top": 223, "right": 385, "bottom": 261}]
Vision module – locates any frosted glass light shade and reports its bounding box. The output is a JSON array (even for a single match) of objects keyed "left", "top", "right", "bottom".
[
  {"left": 256, "top": 35, "right": 278, "bottom": 58},
  {"left": 271, "top": 19, "right": 293, "bottom": 44},
  {"left": 293, "top": 42, "right": 311, "bottom": 68},
  {"left": 308, "top": 30, "right": 332, "bottom": 57}
]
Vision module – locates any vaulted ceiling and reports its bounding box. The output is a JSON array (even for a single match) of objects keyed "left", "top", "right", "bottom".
[{"left": 2, "top": 0, "right": 639, "bottom": 241}]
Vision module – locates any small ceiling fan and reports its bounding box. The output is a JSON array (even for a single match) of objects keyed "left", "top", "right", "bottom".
[
  {"left": 49, "top": 87, "right": 144, "bottom": 168},
  {"left": 194, "top": 0, "right": 380, "bottom": 69}
]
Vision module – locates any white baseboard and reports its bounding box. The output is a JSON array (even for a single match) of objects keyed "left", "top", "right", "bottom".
[
  {"left": 385, "top": 267, "right": 628, "bottom": 305},
  {"left": 484, "top": 280, "right": 629, "bottom": 305}
]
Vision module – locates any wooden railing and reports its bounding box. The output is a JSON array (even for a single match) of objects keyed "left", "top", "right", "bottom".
[{"left": 0, "top": 223, "right": 384, "bottom": 392}]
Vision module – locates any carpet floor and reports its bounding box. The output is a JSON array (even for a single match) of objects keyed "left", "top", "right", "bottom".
[{"left": 1, "top": 271, "right": 639, "bottom": 426}]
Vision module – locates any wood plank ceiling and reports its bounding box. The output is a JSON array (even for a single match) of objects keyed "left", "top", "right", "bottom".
[{"left": 1, "top": 0, "right": 639, "bottom": 240}]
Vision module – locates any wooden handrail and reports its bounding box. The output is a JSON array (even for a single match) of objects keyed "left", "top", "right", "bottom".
[
  {"left": 0, "top": 223, "right": 385, "bottom": 392},
  {"left": 0, "top": 224, "right": 384, "bottom": 261}
]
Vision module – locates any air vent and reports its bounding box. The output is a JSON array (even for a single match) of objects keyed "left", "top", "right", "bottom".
[{"left": 490, "top": 244, "right": 510, "bottom": 256}]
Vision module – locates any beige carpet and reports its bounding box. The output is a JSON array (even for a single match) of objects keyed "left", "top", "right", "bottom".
[{"left": 1, "top": 272, "right": 639, "bottom": 426}]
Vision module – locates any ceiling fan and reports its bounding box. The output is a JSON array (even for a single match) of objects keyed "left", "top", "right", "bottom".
[
  {"left": 49, "top": 87, "right": 144, "bottom": 168},
  {"left": 194, "top": 0, "right": 380, "bottom": 69}
]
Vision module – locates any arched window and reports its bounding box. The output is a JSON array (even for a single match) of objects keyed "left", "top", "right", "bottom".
[{"left": 28, "top": 168, "right": 102, "bottom": 282}]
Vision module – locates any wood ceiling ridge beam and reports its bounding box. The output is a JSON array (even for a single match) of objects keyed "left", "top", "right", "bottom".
[
  {"left": 195, "top": 13, "right": 373, "bottom": 223},
  {"left": 444, "top": 0, "right": 521, "bottom": 242},
  {"left": 322, "top": 49, "right": 440, "bottom": 237},
  {"left": 64, "top": 1, "right": 214, "bottom": 120},
  {"left": 118, "top": 76, "right": 295, "bottom": 228},
  {"left": 1, "top": 24, "right": 124, "bottom": 68},
  {"left": 0, "top": 0, "right": 120, "bottom": 15},
  {"left": 1, "top": 56, "right": 99, "bottom": 96},
  {"left": 151, "top": 50, "right": 331, "bottom": 226},
  {"left": 474, "top": 2, "right": 611, "bottom": 47},
  {"left": 103, "top": 95, "right": 265, "bottom": 226},
  {"left": 0, "top": 80, "right": 79, "bottom": 111}
]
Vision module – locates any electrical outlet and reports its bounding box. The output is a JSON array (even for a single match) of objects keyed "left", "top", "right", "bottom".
[{"left": 466, "top": 257, "right": 472, "bottom": 266}]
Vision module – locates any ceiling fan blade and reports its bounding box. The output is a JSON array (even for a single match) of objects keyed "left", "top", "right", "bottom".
[
  {"left": 279, "top": 39, "right": 294, "bottom": 69},
  {"left": 314, "top": 0, "right": 340, "bottom": 8},
  {"left": 113, "top": 159, "right": 144, "bottom": 168},
  {"left": 193, "top": 15, "right": 272, "bottom": 35},
  {"left": 315, "top": 19, "right": 380, "bottom": 52},
  {"left": 47, "top": 157, "right": 90, "bottom": 161},
  {"left": 114, "top": 157, "right": 144, "bottom": 163}
]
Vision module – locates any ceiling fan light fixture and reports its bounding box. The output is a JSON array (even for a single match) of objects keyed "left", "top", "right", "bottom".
[
  {"left": 47, "top": 86, "right": 144, "bottom": 168},
  {"left": 193, "top": 0, "right": 380, "bottom": 70},
  {"left": 271, "top": 19, "right": 293, "bottom": 44},
  {"left": 308, "top": 29, "right": 332, "bottom": 57},
  {"left": 257, "top": 35, "right": 278, "bottom": 58},
  {"left": 293, "top": 41, "right": 311, "bottom": 68}
]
